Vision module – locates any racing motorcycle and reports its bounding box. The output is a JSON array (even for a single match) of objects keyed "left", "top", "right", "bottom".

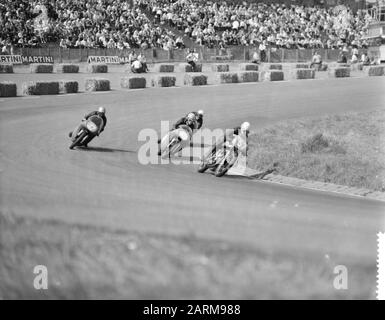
[
  {"left": 159, "top": 125, "right": 193, "bottom": 158},
  {"left": 198, "top": 136, "right": 245, "bottom": 177},
  {"left": 69, "top": 115, "right": 104, "bottom": 150}
]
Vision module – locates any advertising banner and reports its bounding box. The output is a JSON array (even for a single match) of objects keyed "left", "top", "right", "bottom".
[
  {"left": 87, "top": 56, "right": 131, "bottom": 64},
  {"left": 0, "top": 55, "right": 54, "bottom": 64}
]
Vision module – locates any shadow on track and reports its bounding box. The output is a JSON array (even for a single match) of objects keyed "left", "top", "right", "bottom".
[
  {"left": 76, "top": 146, "right": 136, "bottom": 154},
  {"left": 206, "top": 168, "right": 276, "bottom": 180}
]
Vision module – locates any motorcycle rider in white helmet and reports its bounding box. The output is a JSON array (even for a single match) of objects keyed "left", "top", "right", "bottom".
[
  {"left": 69, "top": 106, "right": 107, "bottom": 147},
  {"left": 206, "top": 121, "right": 250, "bottom": 164}
]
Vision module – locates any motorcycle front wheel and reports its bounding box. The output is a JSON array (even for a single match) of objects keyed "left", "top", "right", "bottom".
[
  {"left": 198, "top": 161, "right": 209, "bottom": 173},
  {"left": 198, "top": 153, "right": 216, "bottom": 173},
  {"left": 161, "top": 138, "right": 179, "bottom": 158},
  {"left": 214, "top": 161, "right": 231, "bottom": 177},
  {"left": 69, "top": 131, "right": 87, "bottom": 150},
  {"left": 215, "top": 155, "right": 237, "bottom": 177}
]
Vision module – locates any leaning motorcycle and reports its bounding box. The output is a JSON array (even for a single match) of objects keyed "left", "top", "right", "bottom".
[
  {"left": 159, "top": 125, "right": 193, "bottom": 158},
  {"left": 198, "top": 136, "right": 244, "bottom": 177},
  {"left": 69, "top": 115, "right": 104, "bottom": 150}
]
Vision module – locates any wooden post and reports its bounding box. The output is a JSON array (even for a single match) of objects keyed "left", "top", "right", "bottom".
[{"left": 168, "top": 49, "right": 173, "bottom": 61}]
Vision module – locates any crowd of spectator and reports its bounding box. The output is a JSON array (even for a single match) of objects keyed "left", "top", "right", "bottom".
[
  {"left": 0, "top": 0, "right": 375, "bottom": 52},
  {"left": 144, "top": 0, "right": 372, "bottom": 49},
  {"left": 0, "top": 0, "right": 183, "bottom": 50}
]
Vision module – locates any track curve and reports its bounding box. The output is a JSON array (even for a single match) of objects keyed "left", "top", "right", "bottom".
[{"left": 1, "top": 77, "right": 384, "bottom": 266}]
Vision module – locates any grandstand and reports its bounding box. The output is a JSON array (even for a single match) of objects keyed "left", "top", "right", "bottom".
[{"left": 0, "top": 0, "right": 373, "bottom": 53}]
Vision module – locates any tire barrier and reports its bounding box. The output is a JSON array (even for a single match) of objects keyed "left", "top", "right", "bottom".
[
  {"left": 239, "top": 63, "right": 259, "bottom": 71},
  {"left": 30, "top": 64, "right": 53, "bottom": 73},
  {"left": 85, "top": 78, "right": 111, "bottom": 91},
  {"left": 269, "top": 64, "right": 283, "bottom": 70},
  {"left": 350, "top": 63, "right": 363, "bottom": 71},
  {"left": 363, "top": 65, "right": 385, "bottom": 76},
  {"left": 337, "top": 63, "right": 350, "bottom": 68},
  {"left": 328, "top": 67, "right": 350, "bottom": 78},
  {"left": 289, "top": 68, "right": 315, "bottom": 80},
  {"left": 87, "top": 64, "right": 108, "bottom": 73},
  {"left": 56, "top": 64, "right": 80, "bottom": 73},
  {"left": 155, "top": 64, "right": 174, "bottom": 73},
  {"left": 237, "top": 71, "right": 259, "bottom": 83},
  {"left": 151, "top": 75, "right": 176, "bottom": 87},
  {"left": 183, "top": 74, "right": 208, "bottom": 86},
  {"left": 0, "top": 81, "right": 17, "bottom": 97},
  {"left": 214, "top": 72, "right": 239, "bottom": 84},
  {"left": 209, "top": 55, "right": 233, "bottom": 61},
  {"left": 260, "top": 71, "right": 284, "bottom": 81},
  {"left": 0, "top": 64, "right": 13, "bottom": 73},
  {"left": 22, "top": 81, "right": 59, "bottom": 95},
  {"left": 120, "top": 76, "right": 146, "bottom": 89},
  {"left": 211, "top": 64, "right": 230, "bottom": 72},
  {"left": 179, "top": 63, "right": 203, "bottom": 72},
  {"left": 295, "top": 64, "right": 310, "bottom": 69},
  {"left": 59, "top": 81, "right": 79, "bottom": 94}
]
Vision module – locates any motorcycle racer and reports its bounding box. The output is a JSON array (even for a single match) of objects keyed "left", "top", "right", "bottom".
[
  {"left": 157, "top": 110, "right": 204, "bottom": 156},
  {"left": 207, "top": 121, "right": 250, "bottom": 163},
  {"left": 228, "top": 121, "right": 250, "bottom": 155},
  {"left": 173, "top": 110, "right": 204, "bottom": 131},
  {"left": 69, "top": 107, "right": 107, "bottom": 147}
]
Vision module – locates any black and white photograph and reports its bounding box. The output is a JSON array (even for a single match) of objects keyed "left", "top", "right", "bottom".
[{"left": 0, "top": 0, "right": 385, "bottom": 303}]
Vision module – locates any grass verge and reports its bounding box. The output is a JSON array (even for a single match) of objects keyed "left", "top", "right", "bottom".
[
  {"left": 0, "top": 212, "right": 375, "bottom": 299},
  {"left": 248, "top": 108, "right": 385, "bottom": 192}
]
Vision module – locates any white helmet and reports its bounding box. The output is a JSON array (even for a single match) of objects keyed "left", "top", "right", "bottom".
[
  {"left": 197, "top": 110, "right": 204, "bottom": 116},
  {"left": 186, "top": 112, "right": 196, "bottom": 125},
  {"left": 240, "top": 121, "right": 250, "bottom": 133},
  {"left": 98, "top": 106, "right": 106, "bottom": 114}
]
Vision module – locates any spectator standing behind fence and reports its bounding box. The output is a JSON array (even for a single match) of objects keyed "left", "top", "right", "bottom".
[
  {"left": 251, "top": 50, "right": 260, "bottom": 64},
  {"left": 361, "top": 52, "right": 371, "bottom": 66},
  {"left": 131, "top": 59, "right": 143, "bottom": 73},
  {"left": 129, "top": 51, "right": 137, "bottom": 66},
  {"left": 259, "top": 41, "right": 267, "bottom": 63},
  {"left": 351, "top": 53, "right": 358, "bottom": 64},
  {"left": 350, "top": 47, "right": 359, "bottom": 64},
  {"left": 138, "top": 53, "right": 149, "bottom": 72},
  {"left": 337, "top": 50, "right": 348, "bottom": 64},
  {"left": 186, "top": 48, "right": 199, "bottom": 72},
  {"left": 310, "top": 51, "right": 323, "bottom": 71}
]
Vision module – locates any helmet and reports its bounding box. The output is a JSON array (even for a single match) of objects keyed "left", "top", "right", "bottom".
[
  {"left": 98, "top": 106, "right": 106, "bottom": 114},
  {"left": 197, "top": 110, "right": 204, "bottom": 116},
  {"left": 186, "top": 113, "right": 196, "bottom": 125},
  {"left": 240, "top": 122, "right": 250, "bottom": 133},
  {"left": 187, "top": 112, "right": 195, "bottom": 120}
]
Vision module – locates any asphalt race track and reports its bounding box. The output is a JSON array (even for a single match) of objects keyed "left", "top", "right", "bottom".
[{"left": 1, "top": 76, "right": 385, "bottom": 292}]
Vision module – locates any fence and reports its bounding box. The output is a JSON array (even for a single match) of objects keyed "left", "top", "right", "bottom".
[{"left": 11, "top": 46, "right": 353, "bottom": 64}]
